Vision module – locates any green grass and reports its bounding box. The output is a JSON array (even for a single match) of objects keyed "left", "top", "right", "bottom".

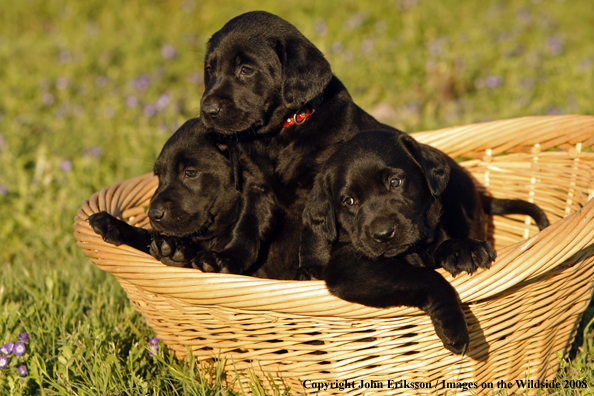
[{"left": 0, "top": 0, "right": 593, "bottom": 394}]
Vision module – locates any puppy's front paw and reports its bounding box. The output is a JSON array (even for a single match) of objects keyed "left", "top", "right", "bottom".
[
  {"left": 191, "top": 251, "right": 241, "bottom": 274},
  {"left": 436, "top": 239, "right": 497, "bottom": 276},
  {"left": 432, "top": 313, "right": 470, "bottom": 355},
  {"left": 150, "top": 235, "right": 194, "bottom": 267},
  {"left": 87, "top": 212, "right": 127, "bottom": 246}
]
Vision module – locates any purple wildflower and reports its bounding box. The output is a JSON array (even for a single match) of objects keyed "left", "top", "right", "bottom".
[
  {"left": 60, "top": 159, "right": 73, "bottom": 173},
  {"left": 455, "top": 58, "right": 467, "bottom": 71},
  {"left": 125, "top": 95, "right": 139, "bottom": 108},
  {"left": 13, "top": 342, "right": 26, "bottom": 357},
  {"left": 485, "top": 75, "right": 503, "bottom": 89},
  {"left": 361, "top": 38, "right": 374, "bottom": 53},
  {"left": 56, "top": 76, "right": 70, "bottom": 90},
  {"left": 57, "top": 50, "right": 74, "bottom": 64},
  {"left": 405, "top": 102, "right": 421, "bottom": 115},
  {"left": 143, "top": 104, "right": 158, "bottom": 117},
  {"left": 0, "top": 343, "right": 14, "bottom": 355},
  {"left": 0, "top": 356, "right": 7, "bottom": 369},
  {"left": 186, "top": 72, "right": 203, "bottom": 85},
  {"left": 578, "top": 58, "right": 593, "bottom": 73},
  {"left": 148, "top": 337, "right": 159, "bottom": 356},
  {"left": 41, "top": 93, "right": 55, "bottom": 106},
  {"left": 330, "top": 42, "right": 344, "bottom": 54},
  {"left": 343, "top": 12, "right": 365, "bottom": 31},
  {"left": 547, "top": 36, "right": 563, "bottom": 56},
  {"left": 16, "top": 365, "right": 27, "bottom": 376},
  {"left": 516, "top": 7, "right": 531, "bottom": 22},
  {"left": 95, "top": 75, "right": 109, "bottom": 88},
  {"left": 375, "top": 20, "right": 387, "bottom": 34},
  {"left": 181, "top": 0, "right": 195, "bottom": 12},
  {"left": 398, "top": 0, "right": 419, "bottom": 11},
  {"left": 428, "top": 36, "right": 448, "bottom": 57},
  {"left": 84, "top": 145, "right": 103, "bottom": 158},
  {"left": 546, "top": 106, "right": 562, "bottom": 115},
  {"left": 0, "top": 132, "right": 6, "bottom": 150},
  {"left": 314, "top": 18, "right": 327, "bottom": 36},
  {"left": 0, "top": 185, "right": 7, "bottom": 196},
  {"left": 19, "top": 333, "right": 29, "bottom": 343},
  {"left": 155, "top": 93, "right": 170, "bottom": 111},
  {"left": 520, "top": 77, "right": 535, "bottom": 89},
  {"left": 161, "top": 44, "right": 178, "bottom": 60},
  {"left": 133, "top": 74, "right": 151, "bottom": 91}
]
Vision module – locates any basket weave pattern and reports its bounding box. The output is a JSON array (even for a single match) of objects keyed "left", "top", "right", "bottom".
[{"left": 73, "top": 116, "right": 594, "bottom": 395}]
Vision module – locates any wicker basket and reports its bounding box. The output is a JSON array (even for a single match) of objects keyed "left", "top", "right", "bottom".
[{"left": 73, "top": 115, "right": 594, "bottom": 395}]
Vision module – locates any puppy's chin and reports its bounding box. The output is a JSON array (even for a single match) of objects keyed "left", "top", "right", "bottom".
[
  {"left": 150, "top": 221, "right": 189, "bottom": 237},
  {"left": 353, "top": 238, "right": 412, "bottom": 259},
  {"left": 382, "top": 245, "right": 413, "bottom": 258},
  {"left": 150, "top": 217, "right": 212, "bottom": 238},
  {"left": 201, "top": 103, "right": 292, "bottom": 136},
  {"left": 201, "top": 113, "right": 263, "bottom": 135}
]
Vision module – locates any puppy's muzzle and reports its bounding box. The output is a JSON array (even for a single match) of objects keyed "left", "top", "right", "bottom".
[
  {"left": 148, "top": 208, "right": 165, "bottom": 222},
  {"left": 372, "top": 223, "right": 395, "bottom": 243},
  {"left": 202, "top": 98, "right": 222, "bottom": 118}
]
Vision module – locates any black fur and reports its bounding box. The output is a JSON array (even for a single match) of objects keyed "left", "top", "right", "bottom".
[
  {"left": 325, "top": 245, "right": 469, "bottom": 355},
  {"left": 199, "top": 11, "right": 401, "bottom": 214},
  {"left": 88, "top": 118, "right": 301, "bottom": 280},
  {"left": 482, "top": 195, "right": 549, "bottom": 230},
  {"left": 299, "top": 130, "right": 549, "bottom": 353},
  {"left": 90, "top": 11, "right": 401, "bottom": 280}
]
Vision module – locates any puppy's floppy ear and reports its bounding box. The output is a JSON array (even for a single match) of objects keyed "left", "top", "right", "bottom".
[
  {"left": 213, "top": 138, "right": 243, "bottom": 191},
  {"left": 224, "top": 139, "right": 242, "bottom": 192},
  {"left": 302, "top": 172, "right": 337, "bottom": 244},
  {"left": 276, "top": 38, "right": 332, "bottom": 110},
  {"left": 399, "top": 134, "right": 451, "bottom": 197}
]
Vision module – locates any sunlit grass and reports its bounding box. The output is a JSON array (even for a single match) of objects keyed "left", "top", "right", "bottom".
[{"left": 1, "top": 0, "right": 593, "bottom": 394}]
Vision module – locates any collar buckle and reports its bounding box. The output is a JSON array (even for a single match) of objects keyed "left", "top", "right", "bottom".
[{"left": 282, "top": 92, "right": 324, "bottom": 129}]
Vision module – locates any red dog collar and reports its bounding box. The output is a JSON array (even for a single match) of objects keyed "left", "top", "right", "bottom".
[
  {"left": 282, "top": 93, "right": 323, "bottom": 128},
  {"left": 282, "top": 107, "right": 313, "bottom": 128}
]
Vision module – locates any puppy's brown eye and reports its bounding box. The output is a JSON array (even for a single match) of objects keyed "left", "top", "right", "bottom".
[
  {"left": 185, "top": 169, "right": 199, "bottom": 178},
  {"left": 343, "top": 197, "right": 356, "bottom": 206},
  {"left": 240, "top": 66, "right": 254, "bottom": 76},
  {"left": 390, "top": 178, "right": 402, "bottom": 188}
]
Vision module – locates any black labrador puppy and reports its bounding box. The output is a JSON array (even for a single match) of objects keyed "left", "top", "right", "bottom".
[
  {"left": 199, "top": 11, "right": 402, "bottom": 229},
  {"left": 299, "top": 130, "right": 549, "bottom": 353},
  {"left": 88, "top": 118, "right": 301, "bottom": 280}
]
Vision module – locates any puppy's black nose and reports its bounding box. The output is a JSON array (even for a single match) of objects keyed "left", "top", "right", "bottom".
[
  {"left": 202, "top": 99, "right": 221, "bottom": 117},
  {"left": 373, "top": 225, "right": 395, "bottom": 243},
  {"left": 148, "top": 208, "right": 165, "bottom": 221}
]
